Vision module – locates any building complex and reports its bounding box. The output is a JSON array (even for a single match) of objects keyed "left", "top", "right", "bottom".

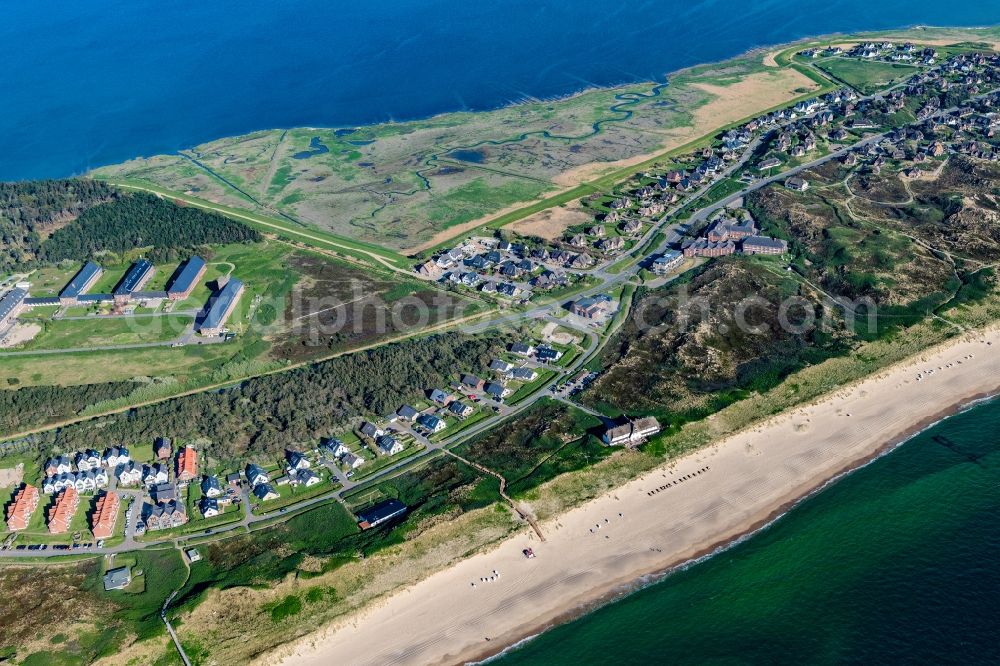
[
  {"left": 90, "top": 491, "right": 120, "bottom": 539},
  {"left": 0, "top": 287, "right": 27, "bottom": 331},
  {"left": 59, "top": 261, "right": 103, "bottom": 305},
  {"left": 166, "top": 256, "right": 206, "bottom": 300},
  {"left": 5, "top": 484, "right": 40, "bottom": 531},
  {"left": 198, "top": 277, "right": 244, "bottom": 335},
  {"left": 48, "top": 487, "right": 80, "bottom": 534},
  {"left": 113, "top": 259, "right": 156, "bottom": 304}
]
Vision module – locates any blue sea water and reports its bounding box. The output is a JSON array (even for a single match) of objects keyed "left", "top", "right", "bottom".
[
  {"left": 2, "top": 1, "right": 1000, "bottom": 180},
  {"left": 496, "top": 397, "right": 1000, "bottom": 665}
]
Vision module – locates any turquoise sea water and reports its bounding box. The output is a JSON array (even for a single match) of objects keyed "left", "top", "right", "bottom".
[
  {"left": 2, "top": 1, "right": 1000, "bottom": 180},
  {"left": 496, "top": 397, "right": 1000, "bottom": 665}
]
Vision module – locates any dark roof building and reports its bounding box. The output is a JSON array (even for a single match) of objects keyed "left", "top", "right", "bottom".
[
  {"left": 166, "top": 256, "right": 207, "bottom": 300},
  {"left": 131, "top": 290, "right": 169, "bottom": 301},
  {"left": 356, "top": 498, "right": 407, "bottom": 529},
  {"left": 461, "top": 374, "right": 484, "bottom": 389},
  {"left": 198, "top": 278, "right": 244, "bottom": 336},
  {"left": 23, "top": 296, "right": 60, "bottom": 306},
  {"left": 114, "top": 259, "right": 155, "bottom": 298},
  {"left": 742, "top": 236, "right": 789, "bottom": 255},
  {"left": 396, "top": 405, "right": 419, "bottom": 421},
  {"left": 103, "top": 566, "right": 132, "bottom": 591},
  {"left": 536, "top": 346, "right": 563, "bottom": 362},
  {"left": 59, "top": 261, "right": 102, "bottom": 303},
  {"left": 154, "top": 437, "right": 172, "bottom": 460},
  {"left": 253, "top": 483, "right": 279, "bottom": 501},
  {"left": 0, "top": 287, "right": 27, "bottom": 328},
  {"left": 153, "top": 482, "right": 177, "bottom": 502}
]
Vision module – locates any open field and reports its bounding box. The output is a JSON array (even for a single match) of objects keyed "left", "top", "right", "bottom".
[
  {"left": 815, "top": 58, "right": 920, "bottom": 94},
  {"left": 16, "top": 315, "right": 193, "bottom": 351}
]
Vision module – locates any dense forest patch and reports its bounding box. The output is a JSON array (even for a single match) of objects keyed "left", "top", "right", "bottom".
[{"left": 0, "top": 179, "right": 259, "bottom": 270}]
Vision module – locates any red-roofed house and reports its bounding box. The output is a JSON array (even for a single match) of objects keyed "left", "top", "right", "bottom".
[
  {"left": 48, "top": 487, "right": 80, "bottom": 534},
  {"left": 91, "top": 491, "right": 120, "bottom": 539},
  {"left": 176, "top": 446, "right": 198, "bottom": 483},
  {"left": 5, "top": 484, "right": 40, "bottom": 531}
]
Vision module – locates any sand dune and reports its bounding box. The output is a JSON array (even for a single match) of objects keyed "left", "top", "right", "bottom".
[{"left": 274, "top": 327, "right": 1000, "bottom": 666}]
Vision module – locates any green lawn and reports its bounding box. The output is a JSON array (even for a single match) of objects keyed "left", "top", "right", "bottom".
[
  {"left": 507, "top": 369, "right": 558, "bottom": 405},
  {"left": 25, "top": 263, "right": 81, "bottom": 296},
  {"left": 815, "top": 58, "right": 919, "bottom": 94},
  {"left": 16, "top": 314, "right": 193, "bottom": 351}
]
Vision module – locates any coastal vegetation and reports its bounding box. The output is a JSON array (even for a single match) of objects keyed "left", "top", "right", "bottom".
[
  {"left": 583, "top": 259, "right": 847, "bottom": 420},
  {"left": 92, "top": 51, "right": 820, "bottom": 252},
  {"left": 455, "top": 400, "right": 609, "bottom": 496}
]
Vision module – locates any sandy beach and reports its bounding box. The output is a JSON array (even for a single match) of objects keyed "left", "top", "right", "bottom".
[{"left": 274, "top": 327, "right": 1000, "bottom": 666}]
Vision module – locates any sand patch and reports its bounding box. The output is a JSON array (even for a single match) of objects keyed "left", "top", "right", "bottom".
[
  {"left": 763, "top": 50, "right": 780, "bottom": 67},
  {"left": 0, "top": 463, "right": 24, "bottom": 488},
  {"left": 540, "top": 321, "right": 580, "bottom": 346},
  {"left": 0, "top": 322, "right": 41, "bottom": 349},
  {"left": 509, "top": 201, "right": 592, "bottom": 240}
]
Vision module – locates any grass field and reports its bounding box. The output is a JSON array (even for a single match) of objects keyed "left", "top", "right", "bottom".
[
  {"left": 815, "top": 58, "right": 919, "bottom": 94},
  {"left": 18, "top": 314, "right": 194, "bottom": 351}
]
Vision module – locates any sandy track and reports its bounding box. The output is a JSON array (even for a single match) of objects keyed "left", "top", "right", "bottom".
[{"left": 274, "top": 326, "right": 1000, "bottom": 666}]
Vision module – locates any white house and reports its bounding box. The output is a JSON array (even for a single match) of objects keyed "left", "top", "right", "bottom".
[
  {"left": 377, "top": 435, "right": 405, "bottom": 456},
  {"left": 75, "top": 471, "right": 97, "bottom": 493},
  {"left": 199, "top": 497, "right": 221, "bottom": 518},
  {"left": 286, "top": 450, "right": 311, "bottom": 471},
  {"left": 45, "top": 456, "right": 73, "bottom": 476},
  {"left": 321, "top": 438, "right": 350, "bottom": 458},
  {"left": 417, "top": 414, "right": 446, "bottom": 433},
  {"left": 93, "top": 468, "right": 109, "bottom": 488},
  {"left": 511, "top": 367, "right": 538, "bottom": 382},
  {"left": 341, "top": 452, "right": 365, "bottom": 470},
  {"left": 448, "top": 401, "right": 474, "bottom": 418},
  {"left": 359, "top": 421, "right": 385, "bottom": 439},
  {"left": 142, "top": 463, "right": 168, "bottom": 488},
  {"left": 485, "top": 382, "right": 513, "bottom": 399},
  {"left": 603, "top": 417, "right": 662, "bottom": 447},
  {"left": 201, "top": 475, "right": 224, "bottom": 498},
  {"left": 43, "top": 473, "right": 76, "bottom": 494},
  {"left": 75, "top": 450, "right": 101, "bottom": 471},
  {"left": 295, "top": 469, "right": 322, "bottom": 487},
  {"left": 246, "top": 464, "right": 269, "bottom": 487},
  {"left": 103, "top": 446, "right": 131, "bottom": 468},
  {"left": 116, "top": 461, "right": 143, "bottom": 486},
  {"left": 253, "top": 483, "right": 279, "bottom": 502}
]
